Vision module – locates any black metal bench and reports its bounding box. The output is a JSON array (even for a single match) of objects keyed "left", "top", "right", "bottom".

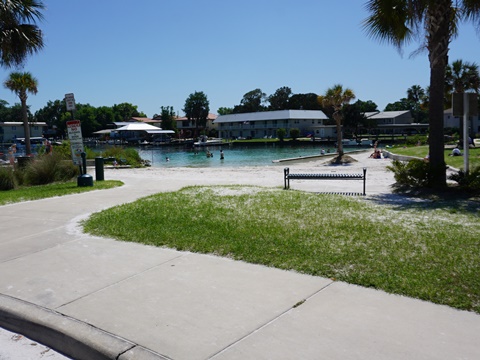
[{"left": 284, "top": 167, "right": 367, "bottom": 195}]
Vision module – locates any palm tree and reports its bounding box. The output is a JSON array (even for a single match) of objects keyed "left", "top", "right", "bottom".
[
  {"left": 445, "top": 59, "right": 480, "bottom": 140},
  {"left": 0, "top": 0, "right": 45, "bottom": 68},
  {"left": 363, "top": 0, "right": 480, "bottom": 189},
  {"left": 318, "top": 84, "right": 356, "bottom": 158},
  {"left": 4, "top": 71, "right": 38, "bottom": 155},
  {"left": 407, "top": 85, "right": 426, "bottom": 104},
  {"left": 445, "top": 59, "right": 480, "bottom": 95},
  {"left": 407, "top": 84, "right": 427, "bottom": 122}
]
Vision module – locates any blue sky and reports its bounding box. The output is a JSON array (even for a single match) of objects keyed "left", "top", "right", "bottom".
[{"left": 2, "top": 0, "right": 480, "bottom": 118}]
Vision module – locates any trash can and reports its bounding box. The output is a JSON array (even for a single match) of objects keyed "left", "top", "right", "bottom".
[
  {"left": 16, "top": 156, "right": 33, "bottom": 168},
  {"left": 95, "top": 157, "right": 104, "bottom": 181},
  {"left": 77, "top": 174, "right": 93, "bottom": 187}
]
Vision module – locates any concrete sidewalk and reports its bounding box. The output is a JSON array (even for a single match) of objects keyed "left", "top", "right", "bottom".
[{"left": 1, "top": 166, "right": 480, "bottom": 359}]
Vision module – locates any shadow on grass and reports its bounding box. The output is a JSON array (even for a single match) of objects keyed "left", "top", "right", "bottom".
[{"left": 367, "top": 187, "right": 480, "bottom": 215}]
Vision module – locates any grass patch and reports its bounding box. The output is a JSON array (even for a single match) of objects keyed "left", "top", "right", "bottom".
[
  {"left": 388, "top": 145, "right": 480, "bottom": 169},
  {"left": 83, "top": 185, "right": 480, "bottom": 313},
  {"left": 0, "top": 180, "right": 123, "bottom": 205}
]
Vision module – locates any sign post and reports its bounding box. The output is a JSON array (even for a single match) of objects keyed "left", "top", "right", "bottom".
[
  {"left": 463, "top": 93, "right": 469, "bottom": 174},
  {"left": 452, "top": 93, "right": 478, "bottom": 174}
]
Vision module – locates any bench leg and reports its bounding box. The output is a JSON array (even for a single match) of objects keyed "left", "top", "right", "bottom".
[{"left": 363, "top": 168, "right": 367, "bottom": 195}]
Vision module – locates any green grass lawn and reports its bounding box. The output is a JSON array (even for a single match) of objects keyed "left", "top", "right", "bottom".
[
  {"left": 83, "top": 185, "right": 480, "bottom": 314},
  {"left": 387, "top": 145, "right": 480, "bottom": 169},
  {"left": 0, "top": 180, "right": 123, "bottom": 205}
]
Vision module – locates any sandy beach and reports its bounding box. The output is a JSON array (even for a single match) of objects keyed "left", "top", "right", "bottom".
[{"left": 102, "top": 151, "right": 397, "bottom": 196}]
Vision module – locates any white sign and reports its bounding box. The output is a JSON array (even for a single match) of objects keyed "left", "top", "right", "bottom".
[
  {"left": 66, "top": 120, "right": 84, "bottom": 165},
  {"left": 65, "top": 93, "right": 76, "bottom": 112}
]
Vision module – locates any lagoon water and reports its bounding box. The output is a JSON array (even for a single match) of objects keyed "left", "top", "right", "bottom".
[{"left": 137, "top": 144, "right": 354, "bottom": 168}]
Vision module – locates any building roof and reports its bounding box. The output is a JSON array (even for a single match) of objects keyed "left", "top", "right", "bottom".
[
  {"left": 175, "top": 113, "right": 217, "bottom": 121},
  {"left": 214, "top": 110, "right": 328, "bottom": 124},
  {"left": 130, "top": 117, "right": 161, "bottom": 124},
  {"left": 364, "top": 110, "right": 411, "bottom": 119},
  {"left": 116, "top": 123, "right": 161, "bottom": 131},
  {"left": 0, "top": 122, "right": 47, "bottom": 126}
]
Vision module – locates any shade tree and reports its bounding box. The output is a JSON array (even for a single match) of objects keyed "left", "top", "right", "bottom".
[
  {"left": 183, "top": 91, "right": 210, "bottom": 137},
  {"left": 363, "top": 0, "right": 480, "bottom": 189}
]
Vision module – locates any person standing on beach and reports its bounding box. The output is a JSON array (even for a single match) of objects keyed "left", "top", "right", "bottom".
[
  {"left": 44, "top": 138, "right": 52, "bottom": 155},
  {"left": 220, "top": 150, "right": 224, "bottom": 160},
  {"left": 8, "top": 144, "right": 16, "bottom": 165}
]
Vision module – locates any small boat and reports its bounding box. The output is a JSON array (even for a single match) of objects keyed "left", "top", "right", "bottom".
[
  {"left": 359, "top": 138, "right": 372, "bottom": 146},
  {"left": 193, "top": 137, "right": 223, "bottom": 147},
  {"left": 341, "top": 139, "right": 359, "bottom": 146}
]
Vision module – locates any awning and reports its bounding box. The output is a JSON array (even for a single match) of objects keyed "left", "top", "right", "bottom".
[
  {"left": 116, "top": 123, "right": 161, "bottom": 131},
  {"left": 146, "top": 130, "right": 175, "bottom": 134}
]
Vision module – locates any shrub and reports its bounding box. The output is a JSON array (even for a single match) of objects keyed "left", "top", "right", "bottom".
[
  {"left": 102, "top": 146, "right": 143, "bottom": 167},
  {"left": 448, "top": 166, "right": 480, "bottom": 192},
  {"left": 0, "top": 166, "right": 15, "bottom": 191},
  {"left": 387, "top": 159, "right": 430, "bottom": 188},
  {"left": 405, "top": 134, "right": 428, "bottom": 146},
  {"left": 289, "top": 128, "right": 300, "bottom": 140},
  {"left": 22, "top": 154, "right": 79, "bottom": 186},
  {"left": 52, "top": 140, "right": 74, "bottom": 160}
]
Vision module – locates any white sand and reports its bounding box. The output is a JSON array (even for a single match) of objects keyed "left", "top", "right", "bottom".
[{"left": 103, "top": 151, "right": 397, "bottom": 196}]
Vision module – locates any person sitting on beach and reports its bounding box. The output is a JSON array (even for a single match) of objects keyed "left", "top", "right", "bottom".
[
  {"left": 320, "top": 149, "right": 325, "bottom": 155},
  {"left": 451, "top": 147, "right": 462, "bottom": 156},
  {"left": 369, "top": 149, "right": 381, "bottom": 159}
]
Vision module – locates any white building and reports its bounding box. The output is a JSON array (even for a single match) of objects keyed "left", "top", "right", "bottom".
[
  {"left": 444, "top": 108, "right": 480, "bottom": 135},
  {"left": 214, "top": 110, "right": 332, "bottom": 139},
  {"left": 0, "top": 122, "right": 48, "bottom": 142}
]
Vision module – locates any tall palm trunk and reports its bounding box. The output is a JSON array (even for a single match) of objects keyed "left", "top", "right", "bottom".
[
  {"left": 20, "top": 93, "right": 32, "bottom": 155},
  {"left": 426, "top": 2, "right": 451, "bottom": 189},
  {"left": 334, "top": 112, "right": 344, "bottom": 156}
]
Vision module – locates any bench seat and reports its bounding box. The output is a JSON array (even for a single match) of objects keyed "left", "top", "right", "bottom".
[{"left": 284, "top": 167, "right": 367, "bottom": 195}]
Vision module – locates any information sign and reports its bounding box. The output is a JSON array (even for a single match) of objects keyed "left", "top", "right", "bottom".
[
  {"left": 66, "top": 120, "right": 84, "bottom": 165},
  {"left": 65, "top": 93, "right": 76, "bottom": 112}
]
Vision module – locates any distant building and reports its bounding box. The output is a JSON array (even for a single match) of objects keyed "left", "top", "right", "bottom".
[
  {"left": 174, "top": 113, "right": 217, "bottom": 138},
  {"left": 129, "top": 117, "right": 162, "bottom": 125},
  {"left": 364, "top": 110, "right": 428, "bottom": 135},
  {"left": 214, "top": 110, "right": 332, "bottom": 139},
  {"left": 0, "top": 122, "right": 48, "bottom": 142},
  {"left": 444, "top": 108, "right": 480, "bottom": 135}
]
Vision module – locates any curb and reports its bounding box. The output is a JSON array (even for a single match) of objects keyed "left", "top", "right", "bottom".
[{"left": 0, "top": 294, "right": 168, "bottom": 360}]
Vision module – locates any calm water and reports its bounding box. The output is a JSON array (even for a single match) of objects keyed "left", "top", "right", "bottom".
[{"left": 137, "top": 144, "right": 359, "bottom": 168}]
